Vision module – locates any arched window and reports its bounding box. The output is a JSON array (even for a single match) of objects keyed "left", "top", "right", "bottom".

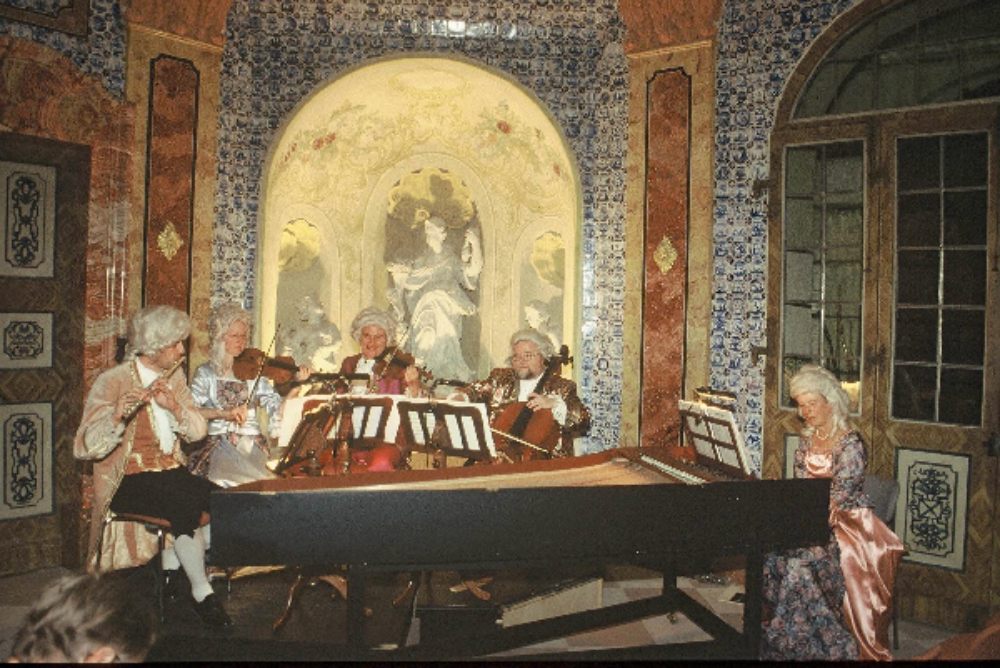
[{"left": 795, "top": 0, "right": 1000, "bottom": 118}]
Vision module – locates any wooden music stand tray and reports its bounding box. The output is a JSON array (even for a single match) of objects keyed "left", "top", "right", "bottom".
[
  {"left": 678, "top": 398, "right": 753, "bottom": 480},
  {"left": 397, "top": 399, "right": 496, "bottom": 463}
]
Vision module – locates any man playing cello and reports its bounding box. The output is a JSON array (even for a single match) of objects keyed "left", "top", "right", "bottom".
[{"left": 456, "top": 329, "right": 590, "bottom": 459}]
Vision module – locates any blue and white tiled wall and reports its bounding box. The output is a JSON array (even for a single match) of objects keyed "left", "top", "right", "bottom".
[
  {"left": 213, "top": 0, "right": 629, "bottom": 451},
  {"left": 3, "top": 0, "right": 872, "bottom": 466},
  {"left": 712, "top": 0, "right": 859, "bottom": 470}
]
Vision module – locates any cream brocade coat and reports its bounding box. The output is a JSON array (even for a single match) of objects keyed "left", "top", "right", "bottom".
[{"left": 73, "top": 361, "right": 207, "bottom": 571}]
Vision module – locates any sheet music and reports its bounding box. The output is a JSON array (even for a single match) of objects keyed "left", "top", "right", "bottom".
[{"left": 678, "top": 398, "right": 752, "bottom": 477}]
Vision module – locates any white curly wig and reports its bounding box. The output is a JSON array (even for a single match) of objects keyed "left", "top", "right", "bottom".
[
  {"left": 350, "top": 306, "right": 397, "bottom": 345},
  {"left": 126, "top": 305, "right": 190, "bottom": 358},
  {"left": 789, "top": 364, "right": 852, "bottom": 435}
]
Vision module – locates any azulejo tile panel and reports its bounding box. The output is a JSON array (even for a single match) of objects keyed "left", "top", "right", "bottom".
[
  {"left": 216, "top": 0, "right": 628, "bottom": 451},
  {"left": 712, "top": 0, "right": 859, "bottom": 470},
  {"left": 0, "top": 0, "right": 125, "bottom": 96}
]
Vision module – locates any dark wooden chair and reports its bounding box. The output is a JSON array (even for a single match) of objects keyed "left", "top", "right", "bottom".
[
  {"left": 863, "top": 474, "right": 900, "bottom": 650},
  {"left": 95, "top": 510, "right": 172, "bottom": 621}
]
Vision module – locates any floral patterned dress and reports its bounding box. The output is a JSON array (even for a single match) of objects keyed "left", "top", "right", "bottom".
[{"left": 761, "top": 431, "right": 903, "bottom": 661}]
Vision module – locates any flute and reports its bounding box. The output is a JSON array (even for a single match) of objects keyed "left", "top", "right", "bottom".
[{"left": 121, "top": 356, "right": 185, "bottom": 423}]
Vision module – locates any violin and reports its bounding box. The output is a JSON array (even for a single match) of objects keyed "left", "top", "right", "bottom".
[
  {"left": 232, "top": 347, "right": 299, "bottom": 385},
  {"left": 232, "top": 347, "right": 344, "bottom": 393},
  {"left": 490, "top": 345, "right": 572, "bottom": 461}
]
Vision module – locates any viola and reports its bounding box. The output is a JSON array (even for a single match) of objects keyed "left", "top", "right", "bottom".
[{"left": 490, "top": 345, "right": 572, "bottom": 461}]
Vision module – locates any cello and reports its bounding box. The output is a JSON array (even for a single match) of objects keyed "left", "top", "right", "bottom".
[{"left": 490, "top": 345, "right": 572, "bottom": 461}]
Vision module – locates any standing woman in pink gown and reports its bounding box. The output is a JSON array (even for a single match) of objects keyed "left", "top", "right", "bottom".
[{"left": 761, "top": 365, "right": 905, "bottom": 660}]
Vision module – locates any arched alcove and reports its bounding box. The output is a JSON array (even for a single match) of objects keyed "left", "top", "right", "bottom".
[{"left": 258, "top": 54, "right": 581, "bottom": 380}]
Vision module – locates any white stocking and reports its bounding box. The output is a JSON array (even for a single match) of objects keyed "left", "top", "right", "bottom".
[
  {"left": 161, "top": 545, "right": 180, "bottom": 571},
  {"left": 173, "top": 533, "right": 213, "bottom": 602}
]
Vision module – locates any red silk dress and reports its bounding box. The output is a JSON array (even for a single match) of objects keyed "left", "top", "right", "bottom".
[{"left": 803, "top": 434, "right": 905, "bottom": 661}]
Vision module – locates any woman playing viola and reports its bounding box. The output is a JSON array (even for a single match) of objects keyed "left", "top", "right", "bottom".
[
  {"left": 761, "top": 365, "right": 904, "bottom": 660},
  {"left": 187, "top": 303, "right": 310, "bottom": 486}
]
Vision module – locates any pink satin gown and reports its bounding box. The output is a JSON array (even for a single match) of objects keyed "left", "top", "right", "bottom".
[{"left": 804, "top": 444, "right": 906, "bottom": 661}]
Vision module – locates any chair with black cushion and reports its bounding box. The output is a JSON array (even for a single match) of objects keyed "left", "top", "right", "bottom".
[
  {"left": 862, "top": 474, "right": 900, "bottom": 651},
  {"left": 94, "top": 510, "right": 172, "bottom": 621}
]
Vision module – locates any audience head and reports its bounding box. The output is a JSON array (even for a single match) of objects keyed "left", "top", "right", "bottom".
[
  {"left": 8, "top": 572, "right": 157, "bottom": 663},
  {"left": 126, "top": 305, "right": 190, "bottom": 359},
  {"left": 350, "top": 307, "right": 396, "bottom": 359},
  {"left": 208, "top": 302, "right": 252, "bottom": 372},
  {"left": 789, "top": 364, "right": 851, "bottom": 436}
]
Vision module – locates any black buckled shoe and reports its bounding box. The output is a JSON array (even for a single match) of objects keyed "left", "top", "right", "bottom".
[{"left": 193, "top": 593, "right": 233, "bottom": 628}]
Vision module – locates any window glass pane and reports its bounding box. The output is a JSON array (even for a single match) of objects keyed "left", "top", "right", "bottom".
[
  {"left": 893, "top": 364, "right": 936, "bottom": 421},
  {"left": 784, "top": 250, "right": 819, "bottom": 302},
  {"left": 826, "top": 199, "right": 863, "bottom": 247},
  {"left": 895, "top": 308, "right": 937, "bottom": 363},
  {"left": 786, "top": 148, "right": 819, "bottom": 195},
  {"left": 943, "top": 191, "right": 987, "bottom": 246},
  {"left": 944, "top": 133, "right": 988, "bottom": 188},
  {"left": 941, "top": 310, "right": 985, "bottom": 365},
  {"left": 826, "top": 144, "right": 864, "bottom": 192},
  {"left": 898, "top": 193, "right": 940, "bottom": 246},
  {"left": 795, "top": 0, "right": 1000, "bottom": 118},
  {"left": 918, "top": 44, "right": 960, "bottom": 103},
  {"left": 827, "top": 260, "right": 863, "bottom": 302},
  {"left": 782, "top": 142, "right": 864, "bottom": 407},
  {"left": 825, "top": 304, "right": 862, "bottom": 379},
  {"left": 964, "top": 43, "right": 1000, "bottom": 98},
  {"left": 785, "top": 199, "right": 822, "bottom": 249},
  {"left": 877, "top": 50, "right": 918, "bottom": 109},
  {"left": 783, "top": 304, "right": 819, "bottom": 358},
  {"left": 898, "top": 136, "right": 939, "bottom": 191},
  {"left": 943, "top": 250, "right": 986, "bottom": 306},
  {"left": 897, "top": 250, "right": 939, "bottom": 305},
  {"left": 939, "top": 368, "right": 982, "bottom": 425}
]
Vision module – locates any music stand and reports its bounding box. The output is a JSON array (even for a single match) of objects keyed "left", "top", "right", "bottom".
[
  {"left": 341, "top": 395, "right": 395, "bottom": 449},
  {"left": 397, "top": 399, "right": 496, "bottom": 463},
  {"left": 678, "top": 398, "right": 753, "bottom": 479},
  {"left": 273, "top": 398, "right": 341, "bottom": 476}
]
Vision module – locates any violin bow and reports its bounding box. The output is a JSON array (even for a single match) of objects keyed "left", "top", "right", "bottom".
[{"left": 246, "top": 325, "right": 281, "bottom": 406}]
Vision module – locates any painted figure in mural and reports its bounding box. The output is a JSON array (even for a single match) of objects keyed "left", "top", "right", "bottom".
[
  {"left": 387, "top": 213, "right": 483, "bottom": 382},
  {"left": 278, "top": 294, "right": 342, "bottom": 373},
  {"left": 187, "top": 303, "right": 311, "bottom": 487},
  {"left": 524, "top": 299, "right": 561, "bottom": 351},
  {"left": 454, "top": 328, "right": 590, "bottom": 459},
  {"left": 760, "top": 365, "right": 904, "bottom": 661},
  {"left": 73, "top": 305, "right": 230, "bottom": 628}
]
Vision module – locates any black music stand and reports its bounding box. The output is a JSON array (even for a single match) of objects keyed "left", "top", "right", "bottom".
[
  {"left": 678, "top": 398, "right": 753, "bottom": 479},
  {"left": 273, "top": 398, "right": 341, "bottom": 476},
  {"left": 397, "top": 399, "right": 496, "bottom": 463},
  {"left": 341, "top": 395, "right": 395, "bottom": 449}
]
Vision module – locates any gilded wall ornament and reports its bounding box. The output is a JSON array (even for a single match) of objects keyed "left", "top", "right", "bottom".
[
  {"left": 653, "top": 235, "right": 678, "bottom": 274},
  {"left": 157, "top": 222, "right": 184, "bottom": 261}
]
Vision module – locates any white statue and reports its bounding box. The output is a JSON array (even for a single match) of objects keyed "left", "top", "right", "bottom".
[
  {"left": 387, "top": 215, "right": 483, "bottom": 381},
  {"left": 278, "top": 295, "right": 342, "bottom": 373}
]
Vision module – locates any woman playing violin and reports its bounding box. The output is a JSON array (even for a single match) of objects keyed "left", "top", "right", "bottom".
[
  {"left": 455, "top": 328, "right": 591, "bottom": 459},
  {"left": 338, "top": 306, "right": 425, "bottom": 397},
  {"left": 187, "top": 303, "right": 311, "bottom": 485}
]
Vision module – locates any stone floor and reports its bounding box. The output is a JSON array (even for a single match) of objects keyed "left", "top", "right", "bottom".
[{"left": 0, "top": 563, "right": 953, "bottom": 661}]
